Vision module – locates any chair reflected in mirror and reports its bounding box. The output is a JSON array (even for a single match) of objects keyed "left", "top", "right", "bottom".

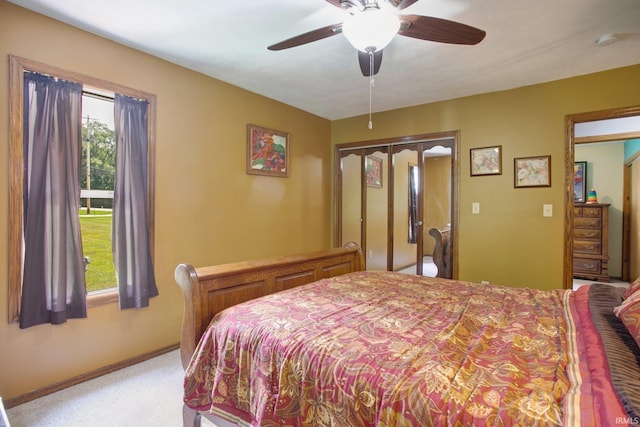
[{"left": 429, "top": 227, "right": 452, "bottom": 279}]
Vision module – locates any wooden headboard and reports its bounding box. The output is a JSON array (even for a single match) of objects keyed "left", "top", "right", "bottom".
[{"left": 174, "top": 242, "right": 364, "bottom": 368}]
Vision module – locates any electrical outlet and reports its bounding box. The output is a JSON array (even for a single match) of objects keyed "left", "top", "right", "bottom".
[{"left": 368, "top": 250, "right": 373, "bottom": 259}]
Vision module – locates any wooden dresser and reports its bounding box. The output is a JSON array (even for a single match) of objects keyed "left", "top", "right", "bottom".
[{"left": 573, "top": 203, "right": 610, "bottom": 282}]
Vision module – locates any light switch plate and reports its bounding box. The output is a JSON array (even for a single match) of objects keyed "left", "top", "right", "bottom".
[
  {"left": 543, "top": 204, "right": 553, "bottom": 217},
  {"left": 472, "top": 202, "right": 480, "bottom": 214}
]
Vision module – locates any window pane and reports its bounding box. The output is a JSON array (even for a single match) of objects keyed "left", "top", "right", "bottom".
[{"left": 81, "top": 93, "right": 116, "bottom": 292}]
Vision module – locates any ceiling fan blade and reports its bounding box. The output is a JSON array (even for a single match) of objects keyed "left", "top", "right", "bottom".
[
  {"left": 268, "top": 23, "right": 343, "bottom": 51},
  {"left": 389, "top": 0, "right": 419, "bottom": 10},
  {"left": 325, "top": 0, "right": 346, "bottom": 8},
  {"left": 358, "top": 49, "right": 383, "bottom": 76},
  {"left": 330, "top": 0, "right": 419, "bottom": 9},
  {"left": 325, "top": 0, "right": 362, "bottom": 10},
  {"left": 398, "top": 15, "right": 486, "bottom": 45}
]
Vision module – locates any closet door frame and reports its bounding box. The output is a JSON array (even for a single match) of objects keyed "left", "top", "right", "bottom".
[{"left": 334, "top": 131, "right": 460, "bottom": 277}]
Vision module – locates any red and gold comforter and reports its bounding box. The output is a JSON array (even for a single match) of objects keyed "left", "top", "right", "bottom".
[{"left": 184, "top": 271, "right": 629, "bottom": 426}]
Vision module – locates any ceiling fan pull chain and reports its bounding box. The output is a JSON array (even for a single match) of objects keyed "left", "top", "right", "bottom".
[{"left": 368, "top": 50, "right": 374, "bottom": 130}]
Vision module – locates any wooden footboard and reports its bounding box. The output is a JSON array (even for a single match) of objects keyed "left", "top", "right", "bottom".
[{"left": 174, "top": 242, "right": 364, "bottom": 369}]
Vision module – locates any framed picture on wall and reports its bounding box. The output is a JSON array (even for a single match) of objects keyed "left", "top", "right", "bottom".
[
  {"left": 366, "top": 156, "right": 383, "bottom": 188},
  {"left": 246, "top": 124, "right": 289, "bottom": 177},
  {"left": 470, "top": 145, "right": 502, "bottom": 176},
  {"left": 574, "top": 161, "right": 587, "bottom": 202},
  {"left": 514, "top": 155, "right": 551, "bottom": 188}
]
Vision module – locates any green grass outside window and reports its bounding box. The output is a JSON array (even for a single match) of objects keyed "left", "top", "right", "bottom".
[{"left": 79, "top": 208, "right": 116, "bottom": 293}]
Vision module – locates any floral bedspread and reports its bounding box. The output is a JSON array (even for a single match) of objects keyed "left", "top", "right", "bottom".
[{"left": 184, "top": 271, "right": 575, "bottom": 426}]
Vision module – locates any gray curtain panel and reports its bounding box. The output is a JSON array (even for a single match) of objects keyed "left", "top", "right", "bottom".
[
  {"left": 113, "top": 94, "right": 158, "bottom": 309},
  {"left": 20, "top": 72, "right": 87, "bottom": 329}
]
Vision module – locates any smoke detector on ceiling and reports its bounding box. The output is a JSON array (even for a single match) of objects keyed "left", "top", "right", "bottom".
[{"left": 595, "top": 33, "right": 618, "bottom": 47}]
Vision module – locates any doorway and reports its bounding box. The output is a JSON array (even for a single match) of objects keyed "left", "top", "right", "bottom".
[
  {"left": 334, "top": 131, "right": 459, "bottom": 278},
  {"left": 564, "top": 105, "right": 640, "bottom": 289}
]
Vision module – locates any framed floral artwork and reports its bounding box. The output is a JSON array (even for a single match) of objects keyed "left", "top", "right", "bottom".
[
  {"left": 366, "top": 156, "right": 382, "bottom": 188},
  {"left": 514, "top": 155, "right": 551, "bottom": 188},
  {"left": 246, "top": 124, "right": 289, "bottom": 177},
  {"left": 470, "top": 146, "right": 502, "bottom": 176},
  {"left": 574, "top": 161, "right": 587, "bottom": 202}
]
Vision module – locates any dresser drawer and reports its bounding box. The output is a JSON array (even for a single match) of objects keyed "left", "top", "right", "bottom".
[
  {"left": 582, "top": 207, "right": 603, "bottom": 218},
  {"left": 573, "top": 228, "right": 601, "bottom": 240},
  {"left": 574, "top": 217, "right": 601, "bottom": 229},
  {"left": 574, "top": 257, "right": 602, "bottom": 273},
  {"left": 574, "top": 239, "right": 602, "bottom": 255},
  {"left": 573, "top": 203, "right": 609, "bottom": 282}
]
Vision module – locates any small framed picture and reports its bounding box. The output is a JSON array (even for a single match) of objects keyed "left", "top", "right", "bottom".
[
  {"left": 514, "top": 155, "right": 551, "bottom": 188},
  {"left": 470, "top": 146, "right": 502, "bottom": 176},
  {"left": 246, "top": 124, "right": 289, "bottom": 177},
  {"left": 574, "top": 161, "right": 587, "bottom": 202},
  {"left": 366, "top": 156, "right": 382, "bottom": 188}
]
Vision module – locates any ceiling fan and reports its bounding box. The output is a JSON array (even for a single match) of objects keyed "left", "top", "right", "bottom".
[{"left": 267, "top": 0, "right": 486, "bottom": 76}]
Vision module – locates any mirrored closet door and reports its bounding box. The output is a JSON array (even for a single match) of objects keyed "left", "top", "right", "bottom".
[{"left": 335, "top": 132, "right": 459, "bottom": 277}]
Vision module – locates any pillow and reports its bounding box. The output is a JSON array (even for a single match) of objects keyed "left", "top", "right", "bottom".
[
  {"left": 623, "top": 277, "right": 640, "bottom": 299},
  {"left": 614, "top": 290, "right": 640, "bottom": 348}
]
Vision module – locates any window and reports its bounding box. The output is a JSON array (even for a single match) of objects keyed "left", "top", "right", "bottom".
[
  {"left": 8, "top": 56, "right": 157, "bottom": 324},
  {"left": 81, "top": 91, "right": 117, "bottom": 293}
]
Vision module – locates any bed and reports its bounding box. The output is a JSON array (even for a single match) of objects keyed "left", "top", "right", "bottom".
[{"left": 175, "top": 243, "right": 640, "bottom": 426}]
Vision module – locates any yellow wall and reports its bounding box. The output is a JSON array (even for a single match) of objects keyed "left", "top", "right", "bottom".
[
  {"left": 0, "top": 1, "right": 331, "bottom": 401},
  {"left": 332, "top": 65, "right": 640, "bottom": 289}
]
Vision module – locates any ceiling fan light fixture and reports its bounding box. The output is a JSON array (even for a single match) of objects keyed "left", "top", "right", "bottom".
[{"left": 342, "top": 8, "right": 400, "bottom": 52}]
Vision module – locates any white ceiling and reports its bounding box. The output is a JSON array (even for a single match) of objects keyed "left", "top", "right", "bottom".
[{"left": 9, "top": 0, "right": 640, "bottom": 120}]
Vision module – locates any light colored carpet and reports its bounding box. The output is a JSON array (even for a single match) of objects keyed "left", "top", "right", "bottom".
[
  {"left": 396, "top": 256, "right": 438, "bottom": 277},
  {"left": 6, "top": 349, "right": 216, "bottom": 427}
]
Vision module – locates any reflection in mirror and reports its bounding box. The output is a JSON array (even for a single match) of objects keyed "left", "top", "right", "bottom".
[
  {"left": 423, "top": 145, "right": 453, "bottom": 277},
  {"left": 341, "top": 153, "right": 362, "bottom": 247},
  {"left": 393, "top": 147, "right": 419, "bottom": 272},
  {"left": 408, "top": 164, "right": 418, "bottom": 243},
  {"left": 366, "top": 150, "right": 388, "bottom": 270}
]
